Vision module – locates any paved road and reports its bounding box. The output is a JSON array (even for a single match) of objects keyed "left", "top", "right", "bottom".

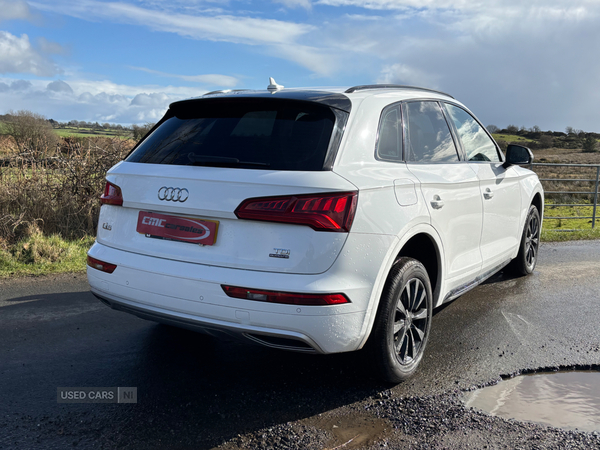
[{"left": 1, "top": 241, "right": 599, "bottom": 449}]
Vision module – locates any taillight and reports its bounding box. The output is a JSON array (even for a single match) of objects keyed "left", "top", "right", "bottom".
[
  {"left": 222, "top": 285, "right": 350, "bottom": 306},
  {"left": 87, "top": 256, "right": 117, "bottom": 274},
  {"left": 100, "top": 181, "right": 123, "bottom": 206},
  {"left": 234, "top": 192, "right": 357, "bottom": 232}
]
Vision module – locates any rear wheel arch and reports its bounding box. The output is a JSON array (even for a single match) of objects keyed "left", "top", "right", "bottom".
[
  {"left": 395, "top": 233, "right": 442, "bottom": 306},
  {"left": 358, "top": 228, "right": 443, "bottom": 351}
]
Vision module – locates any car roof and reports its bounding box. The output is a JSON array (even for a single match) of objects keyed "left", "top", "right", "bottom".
[{"left": 170, "top": 84, "right": 455, "bottom": 114}]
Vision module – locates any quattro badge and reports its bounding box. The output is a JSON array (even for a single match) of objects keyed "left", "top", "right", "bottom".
[{"left": 269, "top": 248, "right": 290, "bottom": 259}]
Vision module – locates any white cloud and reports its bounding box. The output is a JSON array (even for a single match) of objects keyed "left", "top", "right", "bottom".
[
  {"left": 344, "top": 14, "right": 384, "bottom": 20},
  {"left": 30, "top": 0, "right": 314, "bottom": 45},
  {"left": 0, "top": 31, "right": 61, "bottom": 76},
  {"left": 0, "top": 0, "right": 33, "bottom": 22},
  {"left": 130, "top": 92, "right": 170, "bottom": 107},
  {"left": 272, "top": 44, "right": 340, "bottom": 77},
  {"left": 378, "top": 63, "right": 440, "bottom": 88},
  {"left": 129, "top": 67, "right": 239, "bottom": 87},
  {"left": 28, "top": 0, "right": 335, "bottom": 75},
  {"left": 316, "top": 0, "right": 600, "bottom": 13},
  {"left": 366, "top": 3, "right": 600, "bottom": 131},
  {"left": 10, "top": 79, "right": 33, "bottom": 90},
  {"left": 316, "top": 0, "right": 472, "bottom": 9},
  {"left": 37, "top": 37, "right": 67, "bottom": 55},
  {"left": 47, "top": 79, "right": 73, "bottom": 93},
  {"left": 272, "top": 0, "right": 313, "bottom": 9},
  {"left": 0, "top": 76, "right": 204, "bottom": 124},
  {"left": 134, "top": 0, "right": 227, "bottom": 15}
]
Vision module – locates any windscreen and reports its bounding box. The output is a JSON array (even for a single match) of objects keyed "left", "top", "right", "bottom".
[{"left": 126, "top": 98, "right": 339, "bottom": 171}]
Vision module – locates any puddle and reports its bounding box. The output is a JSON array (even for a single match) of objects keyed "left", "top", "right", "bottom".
[
  {"left": 305, "top": 410, "right": 392, "bottom": 449},
  {"left": 464, "top": 371, "right": 600, "bottom": 432}
]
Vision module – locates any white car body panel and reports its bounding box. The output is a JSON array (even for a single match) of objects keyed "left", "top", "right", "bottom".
[
  {"left": 471, "top": 162, "right": 522, "bottom": 268},
  {"left": 406, "top": 162, "right": 483, "bottom": 290},
  {"left": 88, "top": 230, "right": 397, "bottom": 353},
  {"left": 98, "top": 162, "right": 358, "bottom": 275}
]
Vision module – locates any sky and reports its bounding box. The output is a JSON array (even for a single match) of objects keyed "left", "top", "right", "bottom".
[{"left": 0, "top": 0, "right": 599, "bottom": 131}]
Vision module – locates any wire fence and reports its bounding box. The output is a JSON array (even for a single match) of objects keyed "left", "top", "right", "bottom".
[{"left": 529, "top": 162, "right": 600, "bottom": 230}]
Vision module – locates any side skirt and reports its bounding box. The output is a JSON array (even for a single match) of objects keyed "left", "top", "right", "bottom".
[{"left": 442, "top": 258, "right": 512, "bottom": 304}]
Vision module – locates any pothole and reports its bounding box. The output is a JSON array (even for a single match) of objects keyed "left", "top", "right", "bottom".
[
  {"left": 464, "top": 371, "right": 600, "bottom": 432},
  {"left": 304, "top": 410, "right": 393, "bottom": 449}
]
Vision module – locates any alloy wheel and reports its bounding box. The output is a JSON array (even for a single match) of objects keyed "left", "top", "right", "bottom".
[{"left": 393, "top": 278, "right": 429, "bottom": 365}]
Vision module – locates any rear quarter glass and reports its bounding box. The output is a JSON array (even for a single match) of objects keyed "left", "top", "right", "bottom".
[{"left": 126, "top": 98, "right": 342, "bottom": 171}]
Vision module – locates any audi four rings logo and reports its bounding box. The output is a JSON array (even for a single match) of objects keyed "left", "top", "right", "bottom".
[{"left": 158, "top": 187, "right": 189, "bottom": 202}]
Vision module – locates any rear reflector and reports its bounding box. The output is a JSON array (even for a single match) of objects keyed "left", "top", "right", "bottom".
[
  {"left": 100, "top": 181, "right": 123, "bottom": 206},
  {"left": 234, "top": 191, "right": 357, "bottom": 232},
  {"left": 87, "top": 256, "right": 117, "bottom": 274},
  {"left": 221, "top": 285, "right": 350, "bottom": 306}
]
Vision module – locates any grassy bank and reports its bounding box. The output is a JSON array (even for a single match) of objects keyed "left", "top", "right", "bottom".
[
  {"left": 0, "top": 136, "right": 132, "bottom": 278},
  {"left": 0, "top": 233, "right": 94, "bottom": 278},
  {"left": 541, "top": 228, "right": 600, "bottom": 241}
]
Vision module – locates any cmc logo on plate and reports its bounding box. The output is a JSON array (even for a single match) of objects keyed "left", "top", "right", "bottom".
[{"left": 136, "top": 211, "right": 218, "bottom": 245}]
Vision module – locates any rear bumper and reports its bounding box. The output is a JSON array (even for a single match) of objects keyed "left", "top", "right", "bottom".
[
  {"left": 91, "top": 290, "right": 322, "bottom": 353},
  {"left": 86, "top": 235, "right": 395, "bottom": 353}
]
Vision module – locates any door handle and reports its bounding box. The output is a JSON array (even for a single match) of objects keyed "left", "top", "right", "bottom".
[
  {"left": 430, "top": 195, "right": 444, "bottom": 210},
  {"left": 484, "top": 188, "right": 494, "bottom": 200}
]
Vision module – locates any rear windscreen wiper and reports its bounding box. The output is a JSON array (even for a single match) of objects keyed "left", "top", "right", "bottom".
[{"left": 188, "top": 154, "right": 270, "bottom": 167}]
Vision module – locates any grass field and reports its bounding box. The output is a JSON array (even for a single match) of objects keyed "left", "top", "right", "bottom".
[
  {"left": 541, "top": 203, "right": 600, "bottom": 241},
  {"left": 55, "top": 127, "right": 132, "bottom": 139},
  {"left": 0, "top": 122, "right": 133, "bottom": 140},
  {"left": 492, "top": 134, "right": 535, "bottom": 143}
]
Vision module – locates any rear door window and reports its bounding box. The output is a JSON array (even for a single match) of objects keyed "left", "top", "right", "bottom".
[
  {"left": 127, "top": 99, "right": 339, "bottom": 171},
  {"left": 403, "top": 101, "right": 459, "bottom": 163}
]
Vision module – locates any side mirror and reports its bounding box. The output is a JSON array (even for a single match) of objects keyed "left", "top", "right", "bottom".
[{"left": 503, "top": 144, "right": 533, "bottom": 169}]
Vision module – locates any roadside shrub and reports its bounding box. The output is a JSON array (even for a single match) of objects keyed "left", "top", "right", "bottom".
[
  {"left": 0, "top": 137, "right": 133, "bottom": 244},
  {"left": 582, "top": 135, "right": 598, "bottom": 153}
]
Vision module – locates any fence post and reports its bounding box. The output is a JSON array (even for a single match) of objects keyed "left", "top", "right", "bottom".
[{"left": 593, "top": 166, "right": 599, "bottom": 229}]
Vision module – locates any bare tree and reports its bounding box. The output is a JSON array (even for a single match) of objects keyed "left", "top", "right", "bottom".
[
  {"left": 486, "top": 124, "right": 499, "bottom": 133},
  {"left": 5, "top": 110, "right": 58, "bottom": 157},
  {"left": 131, "top": 122, "right": 156, "bottom": 141}
]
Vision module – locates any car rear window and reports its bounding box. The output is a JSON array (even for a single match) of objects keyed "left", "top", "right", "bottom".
[{"left": 126, "top": 98, "right": 340, "bottom": 171}]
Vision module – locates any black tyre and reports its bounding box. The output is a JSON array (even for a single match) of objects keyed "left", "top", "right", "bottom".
[
  {"left": 370, "top": 257, "right": 432, "bottom": 383},
  {"left": 510, "top": 204, "right": 541, "bottom": 276}
]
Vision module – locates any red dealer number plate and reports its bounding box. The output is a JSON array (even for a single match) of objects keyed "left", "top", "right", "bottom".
[{"left": 136, "top": 211, "right": 219, "bottom": 246}]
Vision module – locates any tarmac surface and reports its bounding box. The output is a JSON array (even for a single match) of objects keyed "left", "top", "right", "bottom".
[{"left": 1, "top": 241, "right": 599, "bottom": 449}]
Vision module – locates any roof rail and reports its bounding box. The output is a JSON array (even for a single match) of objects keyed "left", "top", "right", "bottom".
[
  {"left": 344, "top": 84, "right": 454, "bottom": 98},
  {"left": 203, "top": 89, "right": 251, "bottom": 96}
]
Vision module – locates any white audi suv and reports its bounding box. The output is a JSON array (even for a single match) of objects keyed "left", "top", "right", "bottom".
[{"left": 87, "top": 81, "right": 543, "bottom": 382}]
